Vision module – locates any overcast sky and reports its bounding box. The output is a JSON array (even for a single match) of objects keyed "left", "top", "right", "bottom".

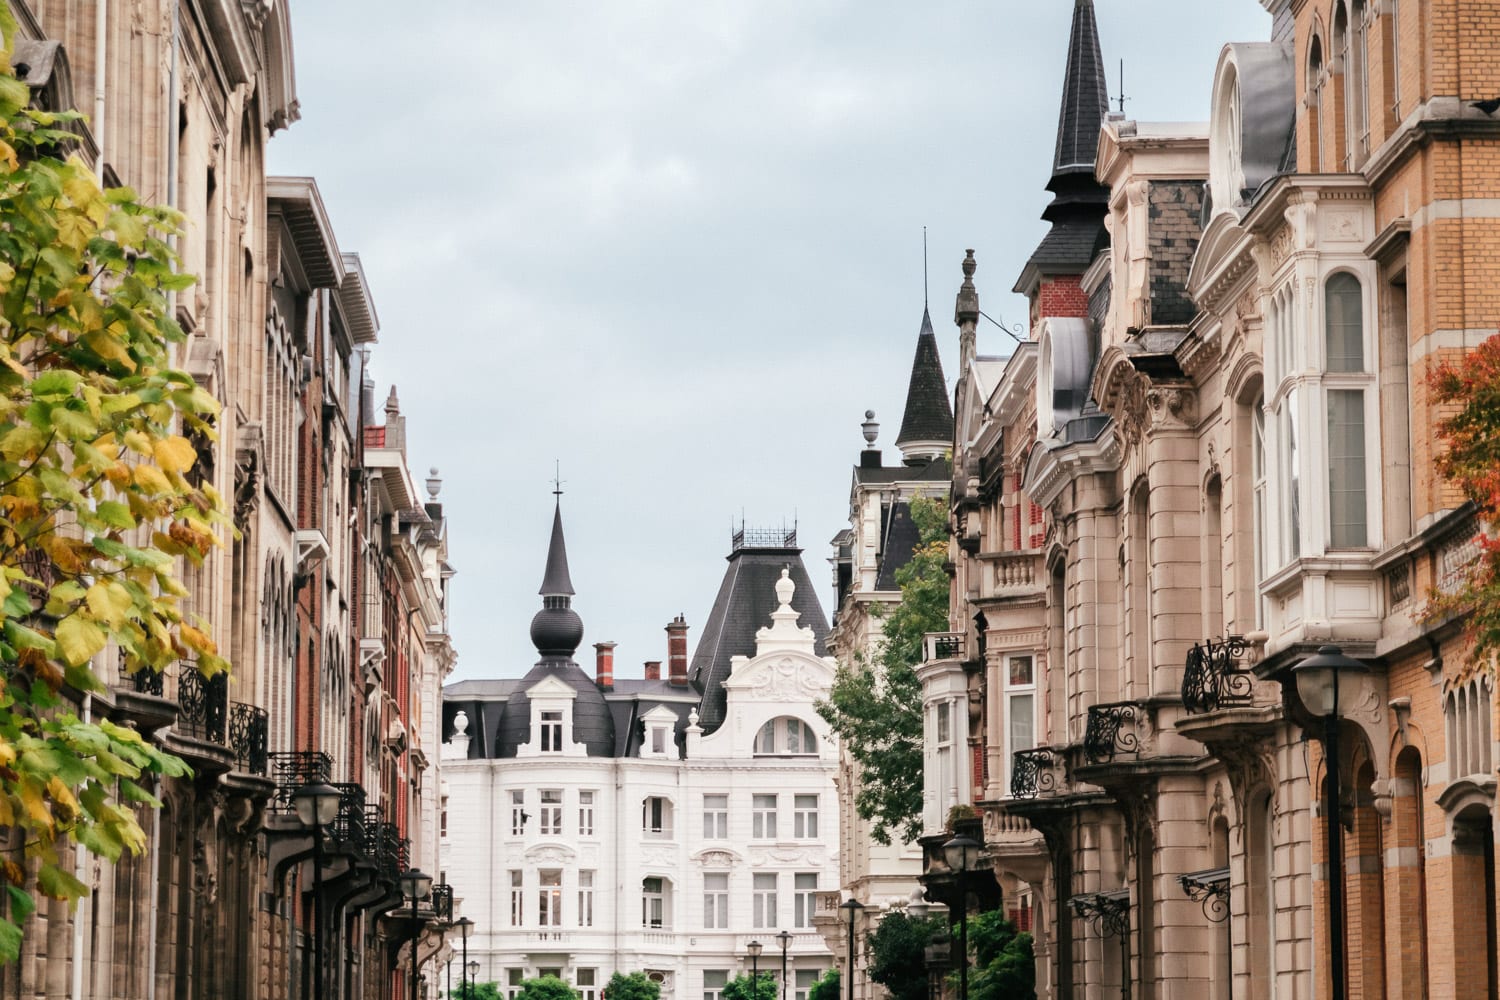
[{"left": 268, "top": 1, "right": 1271, "bottom": 684}]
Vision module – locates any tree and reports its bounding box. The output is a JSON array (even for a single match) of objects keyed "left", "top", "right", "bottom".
[
  {"left": 962, "top": 910, "right": 1035, "bottom": 1000},
  {"left": 866, "top": 909, "right": 943, "bottom": 1000},
  {"left": 602, "top": 971, "right": 661, "bottom": 1000},
  {"left": 1426, "top": 332, "right": 1500, "bottom": 667},
  {"left": 806, "top": 968, "right": 839, "bottom": 1000},
  {"left": 448, "top": 983, "right": 503, "bottom": 1000},
  {"left": 817, "top": 493, "right": 949, "bottom": 844},
  {"left": 721, "top": 973, "right": 777, "bottom": 1000},
  {"left": 0, "top": 13, "right": 227, "bottom": 959},
  {"left": 515, "top": 976, "right": 581, "bottom": 1000}
]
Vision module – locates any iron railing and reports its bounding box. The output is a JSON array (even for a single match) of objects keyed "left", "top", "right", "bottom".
[
  {"left": 228, "top": 702, "right": 269, "bottom": 775},
  {"left": 328, "top": 783, "right": 368, "bottom": 853},
  {"left": 431, "top": 882, "right": 454, "bottom": 922},
  {"left": 1180, "top": 635, "right": 1250, "bottom": 715},
  {"left": 731, "top": 526, "right": 797, "bottom": 551},
  {"left": 1178, "top": 867, "right": 1230, "bottom": 923},
  {"left": 925, "top": 631, "right": 964, "bottom": 661},
  {"left": 1010, "top": 748, "right": 1058, "bottom": 799},
  {"left": 1083, "top": 702, "right": 1139, "bottom": 765},
  {"left": 177, "top": 668, "right": 228, "bottom": 743},
  {"left": 269, "top": 751, "right": 334, "bottom": 811}
]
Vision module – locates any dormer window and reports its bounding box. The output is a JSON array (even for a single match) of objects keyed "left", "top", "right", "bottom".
[
  {"left": 541, "top": 710, "right": 563, "bottom": 752},
  {"left": 754, "top": 717, "right": 817, "bottom": 756}
]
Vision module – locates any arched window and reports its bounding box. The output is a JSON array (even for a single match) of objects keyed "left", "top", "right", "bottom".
[
  {"left": 1347, "top": 0, "right": 1370, "bottom": 165},
  {"left": 1325, "top": 273, "right": 1364, "bottom": 371},
  {"left": 1331, "top": 5, "right": 1351, "bottom": 168},
  {"left": 1251, "top": 393, "right": 1268, "bottom": 628},
  {"left": 754, "top": 716, "right": 817, "bottom": 755},
  {"left": 1203, "top": 476, "right": 1225, "bottom": 638},
  {"left": 1308, "top": 35, "right": 1325, "bottom": 170}
]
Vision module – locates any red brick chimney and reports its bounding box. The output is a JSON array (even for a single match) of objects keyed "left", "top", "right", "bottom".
[
  {"left": 666, "top": 614, "right": 689, "bottom": 687},
  {"left": 594, "top": 642, "right": 616, "bottom": 690},
  {"left": 644, "top": 661, "right": 662, "bottom": 681}
]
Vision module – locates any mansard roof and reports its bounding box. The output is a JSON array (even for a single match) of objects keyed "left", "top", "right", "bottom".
[{"left": 689, "top": 537, "right": 829, "bottom": 735}]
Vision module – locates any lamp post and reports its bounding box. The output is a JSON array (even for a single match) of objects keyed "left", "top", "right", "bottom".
[
  {"left": 1293, "top": 645, "right": 1369, "bottom": 1000},
  {"left": 943, "top": 833, "right": 981, "bottom": 1000},
  {"left": 468, "top": 961, "right": 480, "bottom": 993},
  {"left": 456, "top": 917, "right": 473, "bottom": 999},
  {"left": 291, "top": 781, "right": 342, "bottom": 1000},
  {"left": 838, "top": 898, "right": 863, "bottom": 1000},
  {"left": 748, "top": 940, "right": 764, "bottom": 1000},
  {"left": 776, "top": 929, "right": 792, "bottom": 1000},
  {"left": 401, "top": 868, "right": 433, "bottom": 1000}
]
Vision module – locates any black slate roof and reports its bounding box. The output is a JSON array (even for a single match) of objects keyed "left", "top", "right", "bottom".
[
  {"left": 874, "top": 501, "right": 922, "bottom": 592},
  {"left": 493, "top": 660, "right": 616, "bottom": 758},
  {"left": 894, "top": 308, "right": 954, "bottom": 454},
  {"left": 689, "top": 543, "right": 829, "bottom": 735},
  {"left": 539, "top": 500, "right": 575, "bottom": 596},
  {"left": 852, "top": 455, "right": 950, "bottom": 487}
]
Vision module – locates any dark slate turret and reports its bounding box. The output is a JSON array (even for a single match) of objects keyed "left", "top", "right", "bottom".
[
  {"left": 894, "top": 307, "right": 954, "bottom": 465},
  {"left": 1014, "top": 0, "right": 1112, "bottom": 296},
  {"left": 496, "top": 497, "right": 615, "bottom": 757},
  {"left": 689, "top": 529, "right": 829, "bottom": 735}
]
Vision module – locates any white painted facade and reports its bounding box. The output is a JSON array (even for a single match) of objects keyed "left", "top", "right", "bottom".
[{"left": 441, "top": 572, "right": 840, "bottom": 1000}]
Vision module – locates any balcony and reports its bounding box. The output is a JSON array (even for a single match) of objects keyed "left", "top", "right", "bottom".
[
  {"left": 981, "top": 550, "right": 1043, "bottom": 598},
  {"left": 980, "top": 801, "right": 1047, "bottom": 885},
  {"left": 923, "top": 632, "right": 965, "bottom": 662},
  {"left": 228, "top": 702, "right": 268, "bottom": 776},
  {"left": 1009, "top": 748, "right": 1062, "bottom": 799},
  {"left": 1180, "top": 636, "right": 1251, "bottom": 715},
  {"left": 1083, "top": 702, "right": 1142, "bottom": 765}
]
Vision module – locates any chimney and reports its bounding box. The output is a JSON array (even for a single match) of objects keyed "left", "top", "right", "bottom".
[
  {"left": 644, "top": 661, "right": 662, "bottom": 681},
  {"left": 666, "top": 614, "right": 689, "bottom": 687},
  {"left": 594, "top": 641, "right": 616, "bottom": 691}
]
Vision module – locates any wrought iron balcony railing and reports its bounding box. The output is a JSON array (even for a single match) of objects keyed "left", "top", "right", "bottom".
[
  {"left": 269, "top": 751, "right": 334, "bottom": 811},
  {"left": 117, "top": 652, "right": 167, "bottom": 696},
  {"left": 1083, "top": 702, "right": 1140, "bottom": 765},
  {"left": 1010, "top": 748, "right": 1059, "bottom": 799},
  {"left": 228, "top": 702, "right": 268, "bottom": 775},
  {"left": 1180, "top": 635, "right": 1251, "bottom": 715},
  {"left": 923, "top": 632, "right": 964, "bottom": 662},
  {"left": 431, "top": 882, "right": 454, "bottom": 923},
  {"left": 329, "top": 783, "right": 368, "bottom": 852},
  {"left": 176, "top": 667, "right": 228, "bottom": 744}
]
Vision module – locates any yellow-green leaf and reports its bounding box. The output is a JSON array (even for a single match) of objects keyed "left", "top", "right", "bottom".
[
  {"left": 152, "top": 435, "right": 196, "bottom": 475},
  {"left": 55, "top": 615, "right": 106, "bottom": 667},
  {"left": 84, "top": 582, "right": 133, "bottom": 628}
]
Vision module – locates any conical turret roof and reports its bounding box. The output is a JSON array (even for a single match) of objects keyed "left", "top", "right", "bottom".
[
  {"left": 539, "top": 499, "right": 575, "bottom": 596},
  {"left": 894, "top": 307, "right": 953, "bottom": 463}
]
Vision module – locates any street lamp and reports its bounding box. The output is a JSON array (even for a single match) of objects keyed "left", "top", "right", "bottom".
[
  {"left": 748, "top": 940, "right": 764, "bottom": 1000},
  {"left": 1293, "top": 645, "right": 1370, "bottom": 1000},
  {"left": 400, "top": 868, "right": 433, "bottom": 1000},
  {"left": 468, "top": 961, "right": 480, "bottom": 993},
  {"left": 943, "top": 833, "right": 981, "bottom": 1000},
  {"left": 291, "top": 781, "right": 341, "bottom": 1000},
  {"left": 777, "top": 929, "right": 793, "bottom": 1000},
  {"left": 838, "top": 898, "right": 863, "bottom": 1000},
  {"left": 456, "top": 917, "right": 473, "bottom": 999}
]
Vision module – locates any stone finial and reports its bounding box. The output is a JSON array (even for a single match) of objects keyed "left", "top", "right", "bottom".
[
  {"left": 861, "top": 410, "right": 879, "bottom": 445},
  {"left": 385, "top": 385, "right": 400, "bottom": 416},
  {"left": 955, "top": 249, "right": 979, "bottom": 325},
  {"left": 775, "top": 567, "right": 795, "bottom": 608},
  {"left": 426, "top": 467, "right": 442, "bottom": 501},
  {"left": 453, "top": 710, "right": 469, "bottom": 736}
]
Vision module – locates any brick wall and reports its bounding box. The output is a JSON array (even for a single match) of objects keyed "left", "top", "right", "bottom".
[{"left": 1146, "top": 181, "right": 1205, "bottom": 325}]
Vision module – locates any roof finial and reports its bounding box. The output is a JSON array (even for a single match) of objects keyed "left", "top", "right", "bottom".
[
  {"left": 1116, "top": 59, "right": 1128, "bottom": 115},
  {"left": 923, "top": 226, "right": 929, "bottom": 308},
  {"left": 551, "top": 460, "right": 565, "bottom": 498}
]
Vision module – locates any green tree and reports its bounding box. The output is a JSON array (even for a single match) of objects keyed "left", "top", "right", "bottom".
[
  {"left": 866, "top": 909, "right": 943, "bottom": 1000},
  {"left": 1426, "top": 332, "right": 1500, "bottom": 668},
  {"left": 448, "top": 983, "right": 503, "bottom": 1000},
  {"left": 0, "top": 11, "right": 227, "bottom": 960},
  {"left": 962, "top": 910, "right": 1035, "bottom": 1000},
  {"left": 515, "top": 976, "right": 581, "bottom": 1000},
  {"left": 806, "top": 968, "right": 839, "bottom": 1000},
  {"left": 817, "top": 493, "right": 949, "bottom": 844},
  {"left": 602, "top": 972, "right": 661, "bottom": 1000},
  {"left": 721, "top": 973, "right": 777, "bottom": 1000}
]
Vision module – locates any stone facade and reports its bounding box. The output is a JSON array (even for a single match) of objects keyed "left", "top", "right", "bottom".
[{"left": 0, "top": 2, "right": 458, "bottom": 997}]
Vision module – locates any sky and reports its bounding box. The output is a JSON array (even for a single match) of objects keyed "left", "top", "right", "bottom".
[{"left": 267, "top": 1, "right": 1271, "bottom": 684}]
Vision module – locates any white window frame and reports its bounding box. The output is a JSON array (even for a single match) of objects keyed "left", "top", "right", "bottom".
[
  {"left": 510, "top": 870, "right": 524, "bottom": 926},
  {"left": 703, "top": 794, "right": 728, "bottom": 839},
  {"left": 704, "top": 971, "right": 729, "bottom": 1000},
  {"left": 1004, "top": 654, "right": 1037, "bottom": 796},
  {"left": 752, "top": 794, "right": 778, "bottom": 840},
  {"left": 703, "top": 872, "right": 729, "bottom": 929},
  {"left": 643, "top": 877, "right": 666, "bottom": 929},
  {"left": 578, "top": 969, "right": 598, "bottom": 1000},
  {"left": 793, "top": 872, "right": 817, "bottom": 928},
  {"left": 578, "top": 870, "right": 595, "bottom": 927},
  {"left": 753, "top": 872, "right": 778, "bottom": 928},
  {"left": 793, "top": 795, "right": 818, "bottom": 839},
  {"left": 539, "top": 869, "right": 563, "bottom": 927},
  {"left": 511, "top": 790, "right": 526, "bottom": 837},
  {"left": 579, "top": 790, "right": 595, "bottom": 836},
  {"left": 540, "top": 709, "right": 563, "bottom": 752},
  {"left": 643, "top": 796, "right": 672, "bottom": 838},
  {"left": 539, "top": 789, "right": 563, "bottom": 836}
]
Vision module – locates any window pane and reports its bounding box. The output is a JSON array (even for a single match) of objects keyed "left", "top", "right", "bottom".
[
  {"left": 1009, "top": 656, "right": 1033, "bottom": 687},
  {"left": 1325, "top": 273, "right": 1364, "bottom": 371},
  {"left": 1328, "top": 389, "right": 1368, "bottom": 547},
  {"left": 1009, "top": 694, "right": 1034, "bottom": 757}
]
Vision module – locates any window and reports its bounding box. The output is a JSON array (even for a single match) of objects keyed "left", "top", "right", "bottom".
[
  {"left": 643, "top": 877, "right": 666, "bottom": 929},
  {"left": 1308, "top": 36, "right": 1325, "bottom": 170},
  {"left": 643, "top": 796, "right": 672, "bottom": 837},
  {"left": 1328, "top": 389, "right": 1368, "bottom": 547},
  {"left": 578, "top": 870, "right": 595, "bottom": 927},
  {"left": 652, "top": 726, "right": 667, "bottom": 754},
  {"left": 1005, "top": 655, "right": 1036, "bottom": 794},
  {"left": 794, "top": 872, "right": 817, "bottom": 928},
  {"left": 794, "top": 795, "right": 818, "bottom": 838},
  {"left": 1252, "top": 398, "right": 1268, "bottom": 626},
  {"left": 753, "top": 872, "right": 778, "bottom": 928},
  {"left": 704, "top": 971, "right": 729, "bottom": 1000},
  {"left": 703, "top": 794, "right": 728, "bottom": 839},
  {"left": 1325, "top": 273, "right": 1364, "bottom": 372},
  {"left": 755, "top": 717, "right": 817, "bottom": 755},
  {"left": 539, "top": 869, "right": 562, "bottom": 926},
  {"left": 541, "top": 709, "right": 563, "bottom": 752},
  {"left": 510, "top": 870, "right": 524, "bottom": 926},
  {"left": 937, "top": 702, "right": 951, "bottom": 743},
  {"left": 1279, "top": 395, "right": 1301, "bottom": 563},
  {"left": 795, "top": 971, "right": 821, "bottom": 1000},
  {"left": 578, "top": 970, "right": 598, "bottom": 1000},
  {"left": 936, "top": 701, "right": 955, "bottom": 818},
  {"left": 579, "top": 790, "right": 595, "bottom": 836},
  {"left": 752, "top": 795, "right": 778, "bottom": 839},
  {"left": 703, "top": 872, "right": 729, "bottom": 928},
  {"left": 511, "top": 790, "right": 526, "bottom": 836},
  {"left": 540, "top": 789, "right": 563, "bottom": 835},
  {"left": 507, "top": 970, "right": 524, "bottom": 1000},
  {"left": 1446, "top": 677, "right": 1494, "bottom": 778}
]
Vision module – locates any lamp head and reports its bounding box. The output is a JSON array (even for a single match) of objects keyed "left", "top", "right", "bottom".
[
  {"left": 777, "top": 929, "right": 793, "bottom": 948},
  {"left": 456, "top": 916, "right": 473, "bottom": 940},
  {"left": 839, "top": 897, "right": 865, "bottom": 925},
  {"left": 943, "top": 832, "right": 981, "bottom": 873},
  {"left": 747, "top": 940, "right": 764, "bottom": 959},
  {"left": 400, "top": 867, "right": 433, "bottom": 901},
  {"left": 291, "top": 781, "right": 343, "bottom": 828},
  {"left": 1293, "top": 645, "right": 1370, "bottom": 718}
]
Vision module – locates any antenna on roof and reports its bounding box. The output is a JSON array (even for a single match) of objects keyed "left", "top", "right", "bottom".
[
  {"left": 923, "top": 226, "right": 929, "bottom": 307},
  {"left": 1116, "top": 59, "right": 1128, "bottom": 115},
  {"left": 551, "top": 460, "right": 565, "bottom": 498}
]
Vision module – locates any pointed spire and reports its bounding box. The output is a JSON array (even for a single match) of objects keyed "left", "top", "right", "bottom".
[
  {"left": 539, "top": 499, "right": 575, "bottom": 597},
  {"left": 895, "top": 306, "right": 954, "bottom": 464},
  {"left": 1051, "top": 0, "right": 1109, "bottom": 179}
]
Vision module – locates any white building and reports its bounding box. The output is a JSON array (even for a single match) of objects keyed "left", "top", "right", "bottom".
[{"left": 441, "top": 501, "right": 840, "bottom": 1000}]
